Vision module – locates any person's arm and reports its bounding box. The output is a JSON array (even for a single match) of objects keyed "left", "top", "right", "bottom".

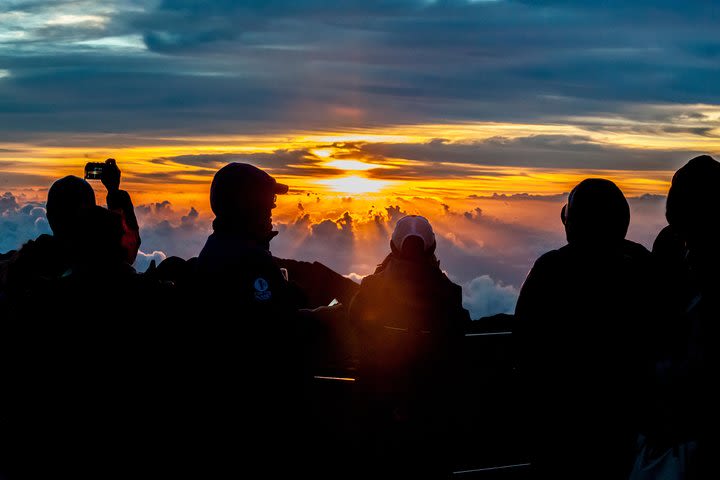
[{"left": 102, "top": 159, "right": 141, "bottom": 264}]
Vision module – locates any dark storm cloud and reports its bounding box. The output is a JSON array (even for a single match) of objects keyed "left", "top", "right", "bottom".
[
  {"left": 0, "top": 170, "right": 55, "bottom": 189},
  {"left": 131, "top": 171, "right": 211, "bottom": 184},
  {"left": 156, "top": 150, "right": 313, "bottom": 170},
  {"left": 1, "top": 0, "right": 720, "bottom": 149},
  {"left": 469, "top": 192, "right": 569, "bottom": 202},
  {"left": 150, "top": 150, "right": 346, "bottom": 178},
  {"left": 360, "top": 136, "right": 707, "bottom": 172}
]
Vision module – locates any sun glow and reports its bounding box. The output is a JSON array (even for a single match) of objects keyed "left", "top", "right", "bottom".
[
  {"left": 317, "top": 176, "right": 393, "bottom": 194},
  {"left": 324, "top": 160, "right": 379, "bottom": 171},
  {"left": 312, "top": 149, "right": 333, "bottom": 158}
]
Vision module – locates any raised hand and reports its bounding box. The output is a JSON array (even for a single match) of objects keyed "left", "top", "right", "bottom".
[{"left": 102, "top": 158, "right": 121, "bottom": 193}]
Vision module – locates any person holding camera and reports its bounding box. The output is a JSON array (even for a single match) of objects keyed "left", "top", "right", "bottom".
[
  {"left": 0, "top": 161, "right": 149, "bottom": 479},
  {"left": 0, "top": 158, "right": 140, "bottom": 303}
]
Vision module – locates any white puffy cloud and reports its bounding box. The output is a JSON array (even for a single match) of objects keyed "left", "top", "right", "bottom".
[
  {"left": 133, "top": 249, "right": 167, "bottom": 273},
  {"left": 0, "top": 192, "right": 20, "bottom": 213},
  {"left": 134, "top": 200, "right": 209, "bottom": 260},
  {"left": 461, "top": 275, "right": 519, "bottom": 320},
  {"left": 0, "top": 192, "right": 51, "bottom": 253},
  {"left": 344, "top": 272, "right": 365, "bottom": 284}
]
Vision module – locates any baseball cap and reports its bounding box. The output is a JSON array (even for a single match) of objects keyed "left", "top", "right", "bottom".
[
  {"left": 391, "top": 215, "right": 436, "bottom": 253},
  {"left": 210, "top": 163, "right": 289, "bottom": 218}
]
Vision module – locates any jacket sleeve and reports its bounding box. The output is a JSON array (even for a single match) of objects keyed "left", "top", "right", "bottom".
[{"left": 107, "top": 189, "right": 141, "bottom": 265}]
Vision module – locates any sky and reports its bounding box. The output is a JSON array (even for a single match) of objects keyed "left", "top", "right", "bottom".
[{"left": 1, "top": 0, "right": 719, "bottom": 317}]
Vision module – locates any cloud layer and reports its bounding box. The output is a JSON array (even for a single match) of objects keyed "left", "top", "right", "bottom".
[
  {"left": 0, "top": 188, "right": 669, "bottom": 318},
  {"left": 1, "top": 0, "right": 720, "bottom": 145}
]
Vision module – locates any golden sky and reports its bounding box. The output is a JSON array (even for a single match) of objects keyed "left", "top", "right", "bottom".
[{"left": 4, "top": 118, "right": 717, "bottom": 213}]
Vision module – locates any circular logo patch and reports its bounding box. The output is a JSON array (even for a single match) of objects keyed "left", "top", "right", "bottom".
[{"left": 254, "top": 277, "right": 269, "bottom": 292}]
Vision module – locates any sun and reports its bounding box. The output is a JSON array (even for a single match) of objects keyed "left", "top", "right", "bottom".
[
  {"left": 317, "top": 176, "right": 392, "bottom": 194},
  {"left": 325, "top": 159, "right": 379, "bottom": 171},
  {"left": 312, "top": 148, "right": 333, "bottom": 158}
]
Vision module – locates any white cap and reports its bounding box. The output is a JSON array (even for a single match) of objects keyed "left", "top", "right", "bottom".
[{"left": 391, "top": 215, "right": 436, "bottom": 252}]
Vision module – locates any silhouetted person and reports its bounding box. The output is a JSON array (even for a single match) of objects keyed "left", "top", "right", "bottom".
[
  {"left": 515, "top": 178, "right": 656, "bottom": 479},
  {"left": 0, "top": 159, "right": 140, "bottom": 301},
  {"left": 196, "top": 163, "right": 293, "bottom": 303},
  {"left": 661, "top": 155, "right": 720, "bottom": 477},
  {"left": 0, "top": 206, "right": 163, "bottom": 480},
  {"left": 349, "top": 215, "right": 470, "bottom": 478},
  {"left": 174, "top": 163, "right": 307, "bottom": 477},
  {"left": 0, "top": 175, "right": 94, "bottom": 301}
]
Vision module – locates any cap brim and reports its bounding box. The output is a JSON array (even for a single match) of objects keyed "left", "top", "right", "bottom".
[{"left": 274, "top": 182, "right": 289, "bottom": 194}]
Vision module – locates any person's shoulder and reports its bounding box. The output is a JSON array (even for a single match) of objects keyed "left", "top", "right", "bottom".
[
  {"left": 436, "top": 269, "right": 461, "bottom": 292},
  {"left": 623, "top": 239, "right": 651, "bottom": 259},
  {"left": 8, "top": 234, "right": 62, "bottom": 273},
  {"left": 533, "top": 247, "right": 567, "bottom": 269},
  {"left": 359, "top": 270, "right": 382, "bottom": 288},
  {"left": 520, "top": 248, "right": 570, "bottom": 287},
  {"left": 17, "top": 234, "right": 56, "bottom": 255}
]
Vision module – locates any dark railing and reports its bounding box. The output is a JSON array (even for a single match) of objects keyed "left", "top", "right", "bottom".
[{"left": 306, "top": 325, "right": 531, "bottom": 478}]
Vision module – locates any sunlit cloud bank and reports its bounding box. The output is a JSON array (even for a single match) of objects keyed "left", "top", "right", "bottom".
[{"left": 1, "top": 188, "right": 668, "bottom": 318}]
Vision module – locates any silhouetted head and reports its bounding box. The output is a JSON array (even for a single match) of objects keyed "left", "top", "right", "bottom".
[
  {"left": 390, "top": 215, "right": 437, "bottom": 261},
  {"left": 562, "top": 178, "right": 630, "bottom": 246},
  {"left": 46, "top": 175, "right": 96, "bottom": 237},
  {"left": 666, "top": 155, "right": 720, "bottom": 262},
  {"left": 209, "top": 163, "right": 288, "bottom": 244},
  {"left": 653, "top": 225, "right": 687, "bottom": 262},
  {"left": 68, "top": 206, "right": 125, "bottom": 269}
]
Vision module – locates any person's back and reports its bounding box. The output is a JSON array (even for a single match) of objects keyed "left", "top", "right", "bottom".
[
  {"left": 352, "top": 251, "right": 467, "bottom": 405},
  {"left": 349, "top": 216, "right": 469, "bottom": 478},
  {"left": 515, "top": 179, "right": 655, "bottom": 479}
]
